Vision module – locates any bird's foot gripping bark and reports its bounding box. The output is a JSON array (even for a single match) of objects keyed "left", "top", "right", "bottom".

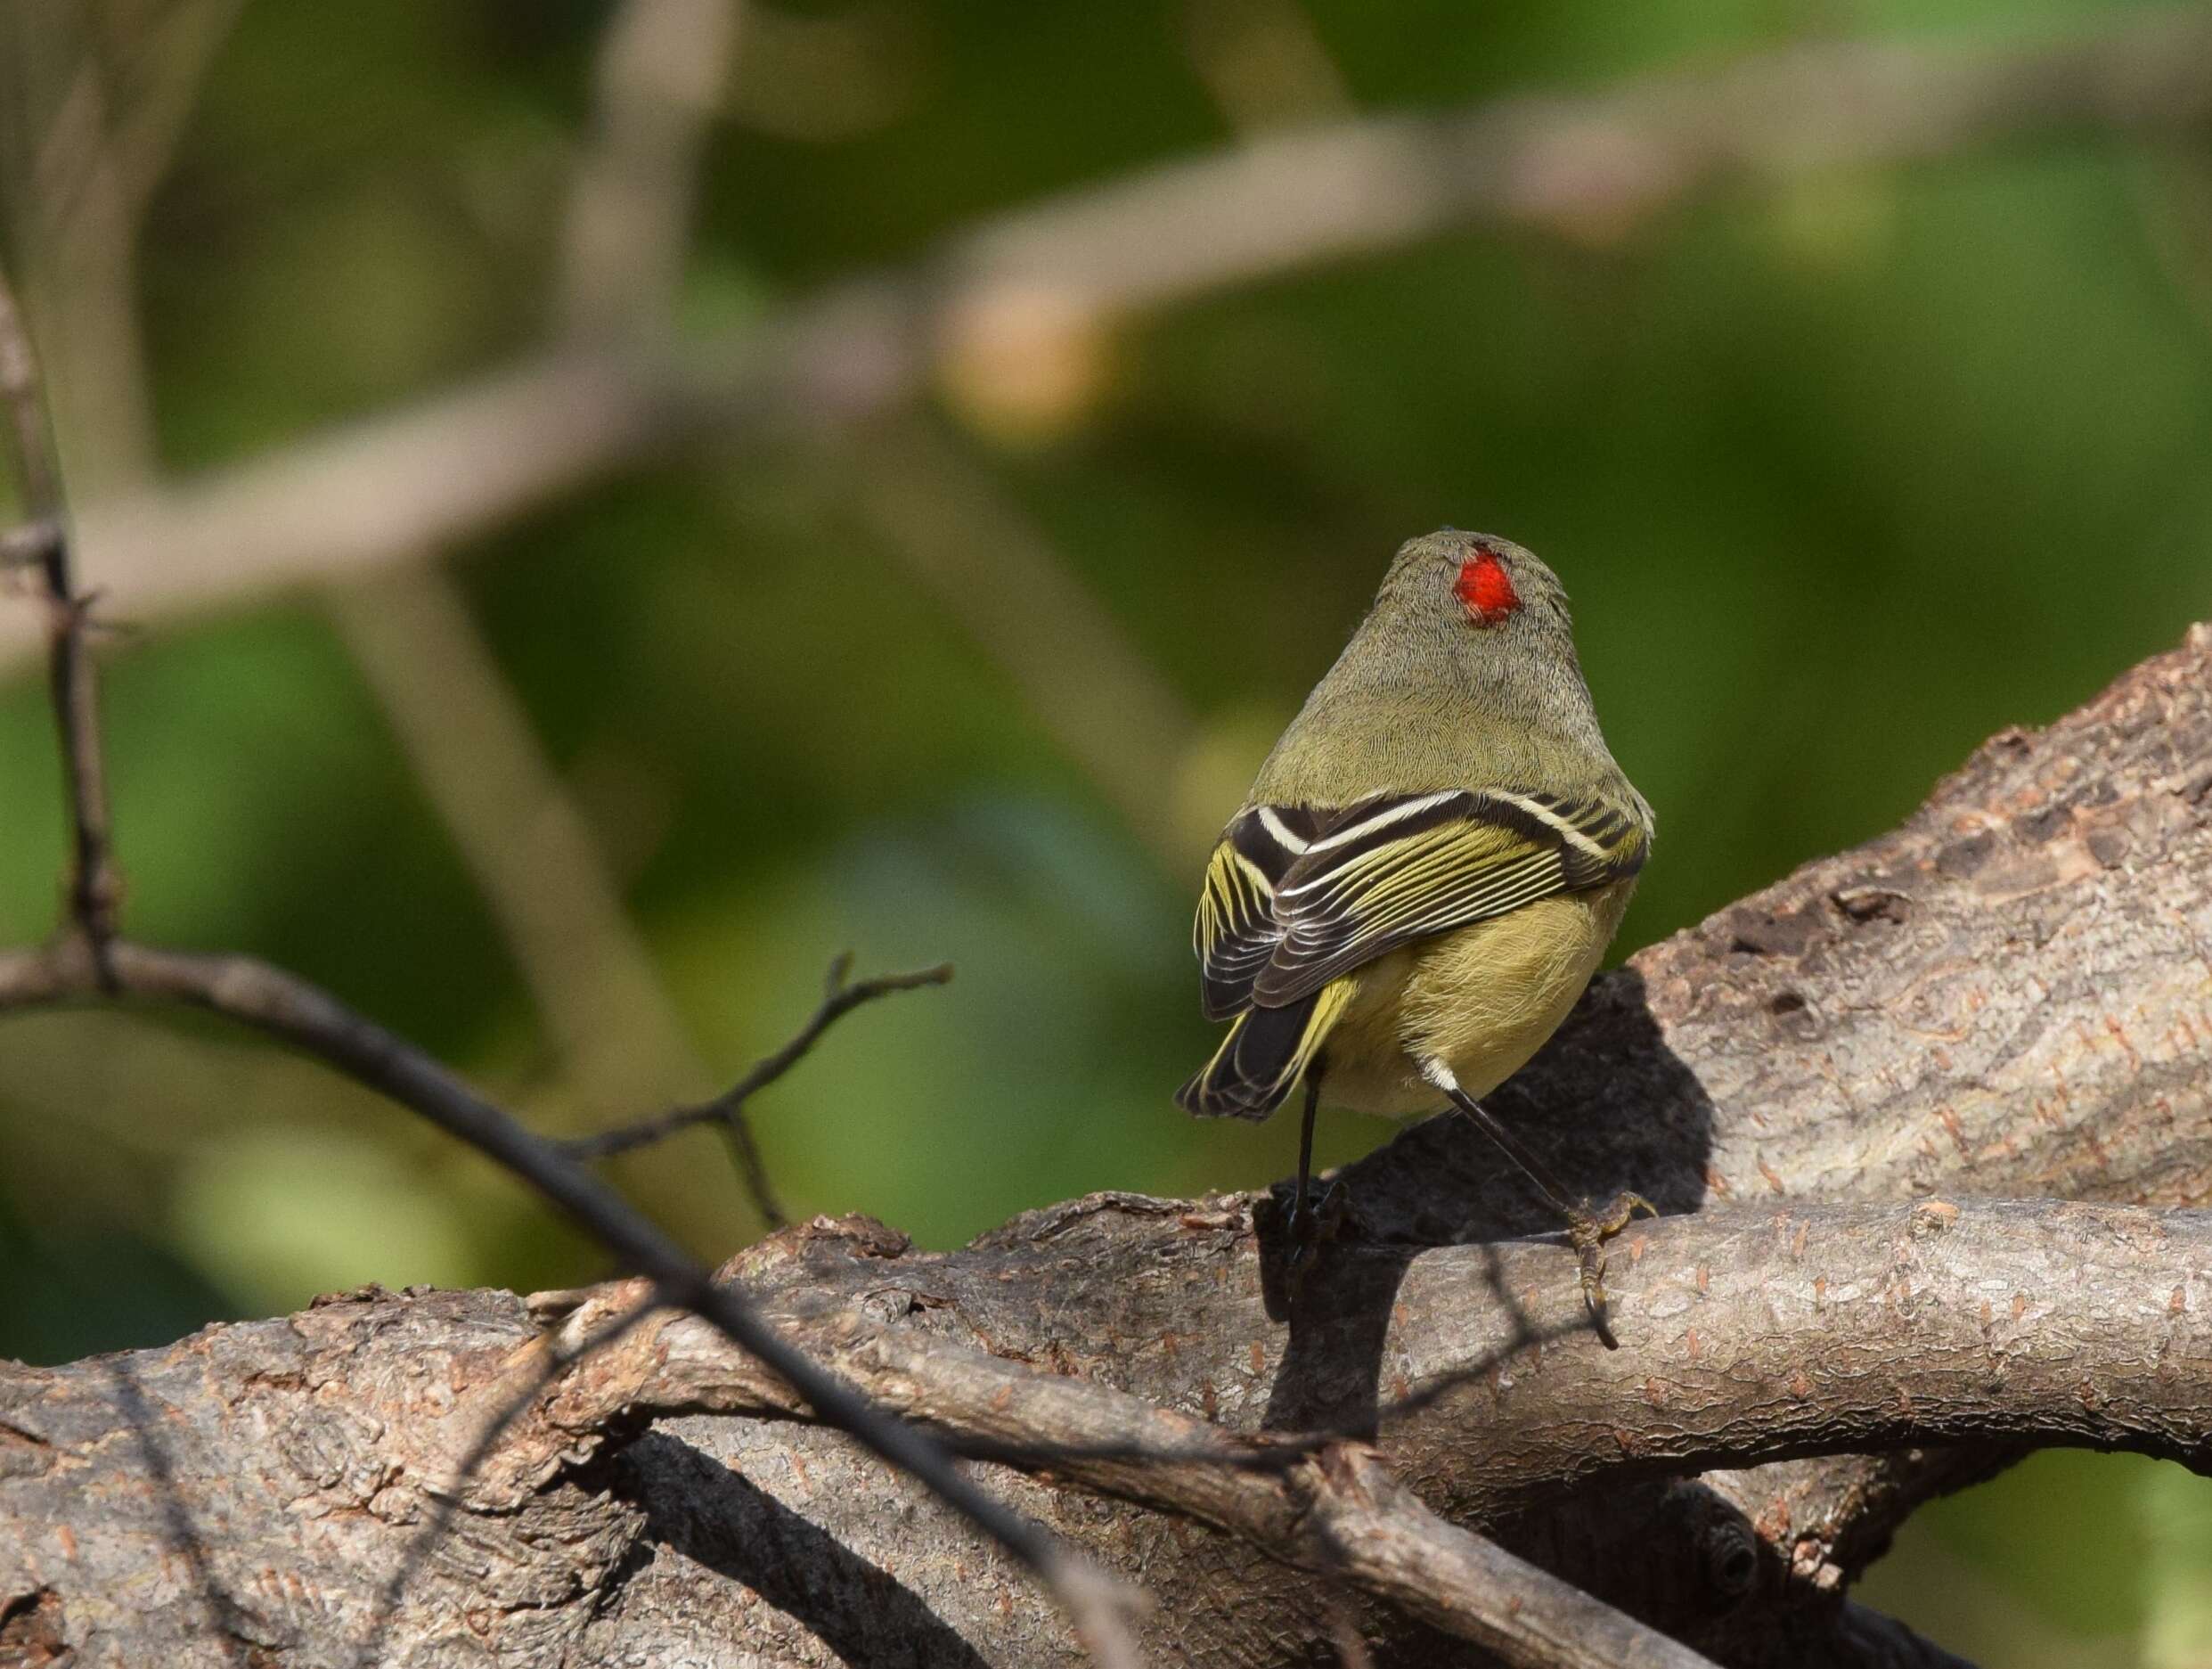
[
  {"left": 1282, "top": 1176, "right": 1351, "bottom": 1292},
  {"left": 1567, "top": 1190, "right": 1656, "bottom": 1347}
]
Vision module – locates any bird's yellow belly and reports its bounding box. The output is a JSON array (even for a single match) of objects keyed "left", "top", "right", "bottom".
[{"left": 1317, "top": 881, "right": 1634, "bottom": 1118}]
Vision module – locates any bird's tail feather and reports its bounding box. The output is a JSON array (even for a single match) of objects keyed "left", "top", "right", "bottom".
[{"left": 1175, "top": 978, "right": 1355, "bottom": 1120}]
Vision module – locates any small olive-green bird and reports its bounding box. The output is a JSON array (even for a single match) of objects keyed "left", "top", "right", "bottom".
[{"left": 1176, "top": 530, "right": 1653, "bottom": 1321}]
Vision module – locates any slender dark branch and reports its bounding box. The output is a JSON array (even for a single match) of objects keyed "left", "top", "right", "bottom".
[
  {"left": 0, "top": 277, "right": 1138, "bottom": 1662},
  {"left": 714, "top": 1106, "right": 789, "bottom": 1230},
  {"left": 0, "top": 936, "right": 1139, "bottom": 1661},
  {"left": 0, "top": 269, "right": 122, "bottom": 972},
  {"left": 562, "top": 953, "right": 956, "bottom": 1225},
  {"left": 497, "top": 1193, "right": 2212, "bottom": 1660}
]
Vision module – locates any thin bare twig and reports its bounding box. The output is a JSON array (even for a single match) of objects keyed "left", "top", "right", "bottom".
[
  {"left": 0, "top": 268, "right": 1143, "bottom": 1665},
  {"left": 562, "top": 953, "right": 954, "bottom": 1225},
  {"left": 0, "top": 269, "right": 120, "bottom": 974},
  {"left": 0, "top": 938, "right": 1141, "bottom": 1662}
]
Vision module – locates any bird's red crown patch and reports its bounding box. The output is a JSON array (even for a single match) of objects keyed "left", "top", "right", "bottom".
[{"left": 1455, "top": 548, "right": 1521, "bottom": 626}]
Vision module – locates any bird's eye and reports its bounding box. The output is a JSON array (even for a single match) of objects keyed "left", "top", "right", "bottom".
[{"left": 1456, "top": 551, "right": 1521, "bottom": 625}]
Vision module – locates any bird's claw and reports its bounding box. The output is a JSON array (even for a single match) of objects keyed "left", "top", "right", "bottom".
[
  {"left": 1284, "top": 1178, "right": 1349, "bottom": 1295},
  {"left": 1567, "top": 1190, "right": 1656, "bottom": 1348}
]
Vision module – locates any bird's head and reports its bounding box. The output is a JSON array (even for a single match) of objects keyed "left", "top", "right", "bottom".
[
  {"left": 1378, "top": 529, "right": 1573, "bottom": 644},
  {"left": 1248, "top": 526, "right": 1622, "bottom": 802}
]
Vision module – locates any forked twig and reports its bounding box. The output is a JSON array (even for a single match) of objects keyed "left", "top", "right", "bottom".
[
  {"left": 0, "top": 265, "right": 1144, "bottom": 1668},
  {"left": 562, "top": 953, "right": 953, "bottom": 1225}
]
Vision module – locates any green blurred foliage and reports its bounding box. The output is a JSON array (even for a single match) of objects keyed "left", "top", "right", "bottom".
[{"left": 4, "top": 1, "right": 2210, "bottom": 1661}]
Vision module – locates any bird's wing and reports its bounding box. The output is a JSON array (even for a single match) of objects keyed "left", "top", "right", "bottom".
[
  {"left": 1235, "top": 787, "right": 1648, "bottom": 1008},
  {"left": 1194, "top": 805, "right": 1324, "bottom": 1019}
]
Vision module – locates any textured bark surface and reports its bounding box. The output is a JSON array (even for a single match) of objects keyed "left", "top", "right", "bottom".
[{"left": 3, "top": 624, "right": 2209, "bottom": 1668}]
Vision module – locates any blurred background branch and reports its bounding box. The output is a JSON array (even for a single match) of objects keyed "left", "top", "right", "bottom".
[
  {"left": 845, "top": 421, "right": 1202, "bottom": 867},
  {"left": 558, "top": 0, "right": 745, "bottom": 340},
  {"left": 0, "top": 5, "right": 2201, "bottom": 663},
  {"left": 322, "top": 566, "right": 711, "bottom": 1115},
  {"left": 0, "top": 0, "right": 244, "bottom": 494},
  {"left": 313, "top": 0, "right": 747, "bottom": 1179}
]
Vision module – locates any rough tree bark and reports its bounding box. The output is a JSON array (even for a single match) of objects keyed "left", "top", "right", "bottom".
[{"left": 3, "top": 624, "right": 2209, "bottom": 1668}]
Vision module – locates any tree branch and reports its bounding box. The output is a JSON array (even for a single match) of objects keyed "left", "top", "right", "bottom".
[
  {"left": 14, "top": 617, "right": 2186, "bottom": 1664},
  {"left": 616, "top": 1198, "right": 2212, "bottom": 1507},
  {"left": 352, "top": 1288, "right": 666, "bottom": 1669},
  {"left": 863, "top": 1346, "right": 1724, "bottom": 1669},
  {"left": 523, "top": 1273, "right": 1719, "bottom": 1669},
  {"left": 0, "top": 254, "right": 1143, "bottom": 1663},
  {"left": 510, "top": 1185, "right": 2212, "bottom": 1650},
  {"left": 2, "top": 36, "right": 1686, "bottom": 1659},
  {"left": 0, "top": 937, "right": 1147, "bottom": 1662}
]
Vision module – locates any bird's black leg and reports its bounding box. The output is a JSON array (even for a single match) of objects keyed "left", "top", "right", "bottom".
[
  {"left": 1284, "top": 1071, "right": 1344, "bottom": 1287},
  {"left": 1294, "top": 1072, "right": 1319, "bottom": 1209},
  {"left": 1441, "top": 1084, "right": 1653, "bottom": 1346}
]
